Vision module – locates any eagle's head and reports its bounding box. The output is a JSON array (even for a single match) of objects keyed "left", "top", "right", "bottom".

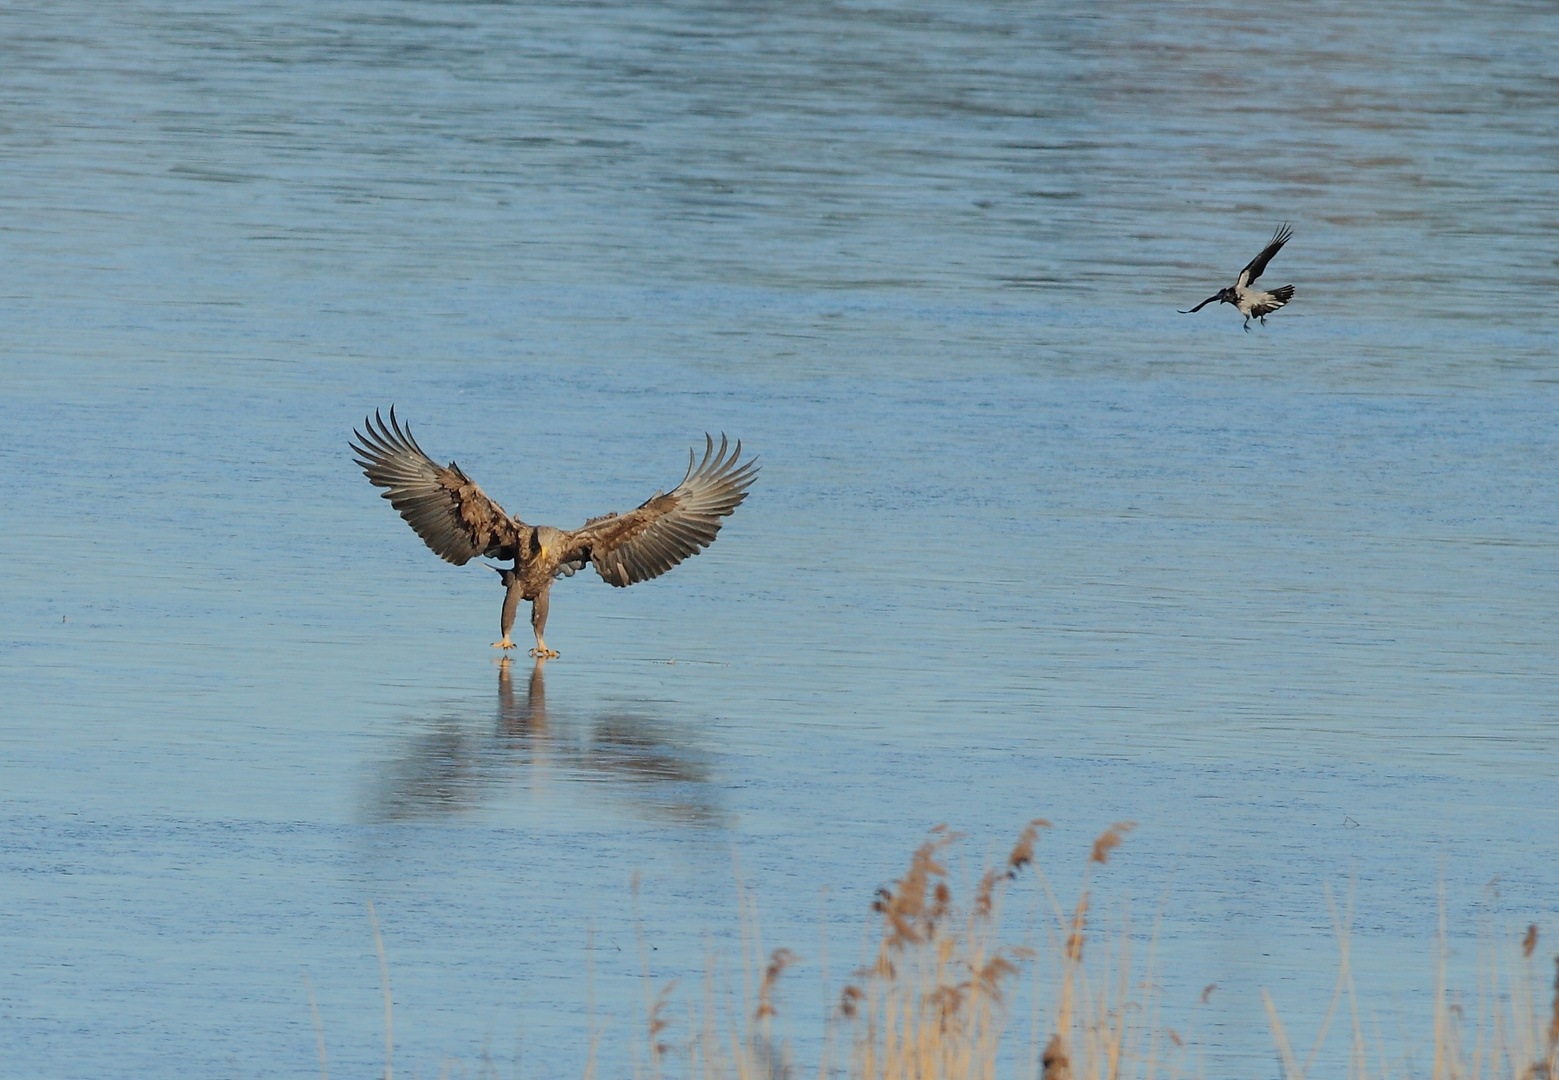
[{"left": 532, "top": 525, "right": 566, "bottom": 563}]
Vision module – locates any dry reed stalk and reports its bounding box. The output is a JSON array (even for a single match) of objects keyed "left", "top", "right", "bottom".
[
  {"left": 583, "top": 922, "right": 601, "bottom": 1080},
  {"left": 317, "top": 826, "right": 1558, "bottom": 1080},
  {"left": 1435, "top": 887, "right": 1451, "bottom": 1080},
  {"left": 820, "top": 819, "right": 1176, "bottom": 1080},
  {"left": 1262, "top": 889, "right": 1558, "bottom": 1080},
  {"left": 368, "top": 899, "right": 394, "bottom": 1080},
  {"left": 1548, "top": 951, "right": 1559, "bottom": 1069},
  {"left": 1035, "top": 821, "right": 1156, "bottom": 1080},
  {"left": 315, "top": 822, "right": 1199, "bottom": 1080},
  {"left": 302, "top": 967, "right": 329, "bottom": 1080},
  {"left": 756, "top": 949, "right": 799, "bottom": 1021},
  {"left": 631, "top": 870, "right": 680, "bottom": 1080},
  {"left": 839, "top": 827, "right": 1020, "bottom": 1080},
  {"left": 655, "top": 854, "right": 803, "bottom": 1080}
]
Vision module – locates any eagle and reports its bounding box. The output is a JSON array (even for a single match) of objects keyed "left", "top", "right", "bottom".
[
  {"left": 351, "top": 408, "right": 758, "bottom": 658},
  {"left": 1179, "top": 224, "right": 1296, "bottom": 331}
]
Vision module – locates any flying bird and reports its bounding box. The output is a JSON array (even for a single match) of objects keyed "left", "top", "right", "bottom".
[
  {"left": 351, "top": 408, "right": 757, "bottom": 658},
  {"left": 1180, "top": 224, "right": 1296, "bottom": 331}
]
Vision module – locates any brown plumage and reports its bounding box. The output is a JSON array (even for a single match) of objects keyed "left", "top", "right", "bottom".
[{"left": 351, "top": 407, "right": 758, "bottom": 657}]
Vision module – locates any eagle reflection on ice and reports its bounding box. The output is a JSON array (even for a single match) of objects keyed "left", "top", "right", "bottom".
[{"left": 368, "top": 658, "right": 723, "bottom": 826}]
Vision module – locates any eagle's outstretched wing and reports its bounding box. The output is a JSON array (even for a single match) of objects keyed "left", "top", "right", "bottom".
[
  {"left": 563, "top": 434, "right": 758, "bottom": 588},
  {"left": 1237, "top": 223, "right": 1292, "bottom": 289},
  {"left": 351, "top": 407, "right": 526, "bottom": 565}
]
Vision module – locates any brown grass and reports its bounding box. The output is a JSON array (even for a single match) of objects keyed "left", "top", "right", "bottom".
[
  {"left": 646, "top": 823, "right": 1557, "bottom": 1080},
  {"left": 1260, "top": 884, "right": 1559, "bottom": 1080},
  {"left": 621, "top": 820, "right": 1175, "bottom": 1080},
  {"left": 336, "top": 825, "right": 1558, "bottom": 1080}
]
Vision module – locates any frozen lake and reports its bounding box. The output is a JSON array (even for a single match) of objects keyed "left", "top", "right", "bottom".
[{"left": 2, "top": 1, "right": 1556, "bottom": 1076}]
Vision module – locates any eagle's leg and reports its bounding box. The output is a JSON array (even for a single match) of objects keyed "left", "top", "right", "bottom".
[
  {"left": 492, "top": 568, "right": 523, "bottom": 650},
  {"left": 529, "top": 587, "right": 559, "bottom": 659}
]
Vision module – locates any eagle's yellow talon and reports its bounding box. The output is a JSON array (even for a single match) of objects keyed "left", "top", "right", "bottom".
[{"left": 492, "top": 637, "right": 516, "bottom": 650}]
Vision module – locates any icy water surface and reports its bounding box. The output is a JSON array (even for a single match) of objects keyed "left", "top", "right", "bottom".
[{"left": 2, "top": 1, "right": 1557, "bottom": 1076}]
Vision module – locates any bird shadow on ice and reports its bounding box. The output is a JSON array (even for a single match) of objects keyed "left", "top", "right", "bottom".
[{"left": 365, "top": 657, "right": 724, "bottom": 827}]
